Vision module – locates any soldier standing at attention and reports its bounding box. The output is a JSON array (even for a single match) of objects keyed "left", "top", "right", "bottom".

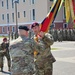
[
  {"left": 10, "top": 26, "right": 42, "bottom": 75},
  {"left": 0, "top": 37, "right": 11, "bottom": 72},
  {"left": 31, "top": 22, "right": 56, "bottom": 75}
]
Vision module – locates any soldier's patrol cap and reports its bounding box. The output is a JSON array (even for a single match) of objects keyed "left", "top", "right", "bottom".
[
  {"left": 19, "top": 26, "right": 29, "bottom": 31},
  {"left": 31, "top": 22, "right": 39, "bottom": 28}
]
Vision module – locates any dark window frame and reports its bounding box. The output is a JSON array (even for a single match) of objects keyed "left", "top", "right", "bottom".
[
  {"left": 2, "top": 1, "right": 4, "bottom": 7},
  {"left": 24, "top": 11, "right": 26, "bottom": 17},
  {"left": 32, "top": 9, "right": 35, "bottom": 20},
  {"left": 2, "top": 14, "right": 4, "bottom": 20}
]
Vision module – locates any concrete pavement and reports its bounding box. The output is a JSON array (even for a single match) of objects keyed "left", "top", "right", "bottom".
[
  {"left": 0, "top": 57, "right": 11, "bottom": 75},
  {"left": 52, "top": 41, "right": 75, "bottom": 75},
  {"left": 0, "top": 39, "right": 75, "bottom": 75}
]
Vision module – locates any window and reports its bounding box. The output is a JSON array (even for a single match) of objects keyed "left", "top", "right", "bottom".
[
  {"left": 12, "top": 26, "right": 15, "bottom": 32},
  {"left": 2, "top": 1, "right": 4, "bottom": 7},
  {"left": 8, "top": 27, "right": 9, "bottom": 31},
  {"left": 2, "top": 27, "right": 5, "bottom": 33},
  {"left": 18, "top": 12, "right": 20, "bottom": 18},
  {"left": 2, "top": 14, "right": 4, "bottom": 20},
  {"left": 12, "top": 0, "right": 14, "bottom": 8},
  {"left": 32, "top": 9, "right": 35, "bottom": 20},
  {"left": 23, "top": 0, "right": 25, "bottom": 2},
  {"left": 32, "top": 0, "right": 35, "bottom": 4},
  {"left": 12, "top": 13, "right": 14, "bottom": 22},
  {"left": 63, "top": 23, "right": 68, "bottom": 28},
  {"left": 24, "top": 11, "right": 26, "bottom": 17},
  {"left": 7, "top": 0, "right": 8, "bottom": 9},
  {"left": 18, "top": 0, "right": 19, "bottom": 3},
  {"left": 7, "top": 14, "right": 9, "bottom": 23}
]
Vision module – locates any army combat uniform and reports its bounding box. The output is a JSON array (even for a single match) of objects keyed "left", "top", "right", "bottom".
[
  {"left": 34, "top": 33, "right": 56, "bottom": 75},
  {"left": 0, "top": 44, "right": 3, "bottom": 70},
  {"left": 0, "top": 42, "right": 11, "bottom": 71},
  {"left": 10, "top": 36, "right": 41, "bottom": 75}
]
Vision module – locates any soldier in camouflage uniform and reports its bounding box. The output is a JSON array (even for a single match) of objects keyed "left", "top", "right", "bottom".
[
  {"left": 0, "top": 44, "right": 3, "bottom": 71},
  {"left": 62, "top": 29, "right": 67, "bottom": 41},
  {"left": 0, "top": 38, "right": 11, "bottom": 72},
  {"left": 31, "top": 22, "right": 56, "bottom": 75},
  {"left": 72, "top": 29, "right": 75, "bottom": 41},
  {"left": 57, "top": 29, "right": 62, "bottom": 42},
  {"left": 10, "top": 26, "right": 42, "bottom": 75}
]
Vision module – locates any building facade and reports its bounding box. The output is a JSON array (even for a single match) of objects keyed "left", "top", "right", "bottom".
[{"left": 0, "top": 0, "right": 73, "bottom": 35}]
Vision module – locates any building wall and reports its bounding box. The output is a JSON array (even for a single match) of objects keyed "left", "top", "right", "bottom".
[
  {"left": 0, "top": 27, "right": 2, "bottom": 34},
  {"left": 0, "top": 0, "right": 73, "bottom": 35}
]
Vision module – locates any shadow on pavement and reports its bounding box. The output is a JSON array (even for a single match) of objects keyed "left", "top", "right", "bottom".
[{"left": 1, "top": 71, "right": 11, "bottom": 75}]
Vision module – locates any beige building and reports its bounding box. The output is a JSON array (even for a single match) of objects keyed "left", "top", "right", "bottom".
[{"left": 0, "top": 0, "right": 73, "bottom": 35}]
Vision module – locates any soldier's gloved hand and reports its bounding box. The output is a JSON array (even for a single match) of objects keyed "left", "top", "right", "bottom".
[{"left": 38, "top": 31, "right": 45, "bottom": 39}]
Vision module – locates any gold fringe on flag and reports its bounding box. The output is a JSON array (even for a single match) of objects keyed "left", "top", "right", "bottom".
[
  {"left": 69, "top": 0, "right": 74, "bottom": 21},
  {"left": 69, "top": 0, "right": 75, "bottom": 28},
  {"left": 65, "top": 0, "right": 70, "bottom": 23}
]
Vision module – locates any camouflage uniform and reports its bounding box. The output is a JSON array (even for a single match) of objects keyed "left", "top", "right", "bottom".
[
  {"left": 67, "top": 29, "right": 71, "bottom": 41},
  {"left": 34, "top": 33, "right": 56, "bottom": 75},
  {"left": 51, "top": 29, "right": 58, "bottom": 42},
  {"left": 10, "top": 36, "right": 40, "bottom": 75},
  {"left": 62, "top": 29, "right": 67, "bottom": 41},
  {"left": 0, "top": 42, "right": 11, "bottom": 71},
  {"left": 0, "top": 44, "right": 3, "bottom": 69},
  {"left": 72, "top": 29, "right": 75, "bottom": 41},
  {"left": 57, "top": 29, "right": 62, "bottom": 42}
]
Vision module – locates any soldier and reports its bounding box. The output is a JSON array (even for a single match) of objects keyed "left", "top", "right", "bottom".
[
  {"left": 0, "top": 37, "right": 11, "bottom": 72},
  {"left": 72, "top": 29, "right": 75, "bottom": 41},
  {"left": 0, "top": 44, "right": 3, "bottom": 71},
  {"left": 62, "top": 29, "right": 67, "bottom": 41},
  {"left": 51, "top": 29, "right": 58, "bottom": 42},
  {"left": 10, "top": 26, "right": 41, "bottom": 75},
  {"left": 57, "top": 29, "right": 63, "bottom": 42},
  {"left": 31, "top": 22, "right": 56, "bottom": 75},
  {"left": 67, "top": 29, "right": 71, "bottom": 41}
]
